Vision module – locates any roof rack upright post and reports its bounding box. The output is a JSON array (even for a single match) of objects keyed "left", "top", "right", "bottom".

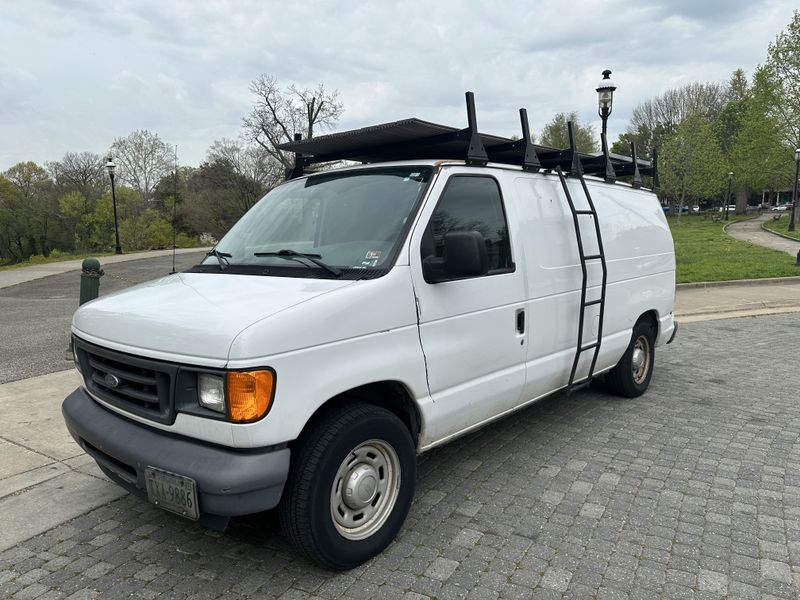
[
  {"left": 519, "top": 108, "right": 541, "bottom": 171},
  {"left": 630, "top": 141, "right": 642, "bottom": 188},
  {"left": 289, "top": 133, "right": 304, "bottom": 180},
  {"left": 652, "top": 147, "right": 660, "bottom": 191},
  {"left": 463, "top": 92, "right": 489, "bottom": 166},
  {"left": 567, "top": 121, "right": 583, "bottom": 176},
  {"left": 601, "top": 132, "right": 616, "bottom": 183}
]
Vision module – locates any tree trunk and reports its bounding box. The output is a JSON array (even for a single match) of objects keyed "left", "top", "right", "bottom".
[{"left": 735, "top": 188, "right": 747, "bottom": 215}]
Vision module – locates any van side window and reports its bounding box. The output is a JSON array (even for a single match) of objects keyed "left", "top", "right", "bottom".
[{"left": 423, "top": 176, "right": 513, "bottom": 273}]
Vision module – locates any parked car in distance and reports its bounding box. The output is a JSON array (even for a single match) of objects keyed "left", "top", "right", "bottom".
[
  {"left": 771, "top": 204, "right": 790, "bottom": 211},
  {"left": 691, "top": 205, "right": 700, "bottom": 213}
]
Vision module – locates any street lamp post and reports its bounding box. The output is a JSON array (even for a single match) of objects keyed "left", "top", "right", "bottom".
[
  {"left": 596, "top": 69, "right": 617, "bottom": 143},
  {"left": 789, "top": 148, "right": 800, "bottom": 232},
  {"left": 725, "top": 172, "right": 733, "bottom": 221},
  {"left": 106, "top": 157, "right": 122, "bottom": 254}
]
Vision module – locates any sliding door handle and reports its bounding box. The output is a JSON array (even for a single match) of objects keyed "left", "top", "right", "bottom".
[{"left": 516, "top": 309, "right": 525, "bottom": 334}]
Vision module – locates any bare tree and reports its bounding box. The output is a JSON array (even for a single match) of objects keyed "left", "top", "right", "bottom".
[
  {"left": 46, "top": 151, "right": 107, "bottom": 200},
  {"left": 629, "top": 82, "right": 728, "bottom": 151},
  {"left": 242, "top": 74, "right": 344, "bottom": 172},
  {"left": 110, "top": 130, "right": 174, "bottom": 201}
]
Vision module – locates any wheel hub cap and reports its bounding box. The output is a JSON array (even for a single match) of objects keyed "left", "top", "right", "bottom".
[
  {"left": 344, "top": 464, "right": 378, "bottom": 509},
  {"left": 632, "top": 347, "right": 645, "bottom": 370}
]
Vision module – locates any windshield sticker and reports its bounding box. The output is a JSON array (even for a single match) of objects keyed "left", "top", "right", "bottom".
[
  {"left": 361, "top": 259, "right": 379, "bottom": 268},
  {"left": 365, "top": 250, "right": 382, "bottom": 260}
]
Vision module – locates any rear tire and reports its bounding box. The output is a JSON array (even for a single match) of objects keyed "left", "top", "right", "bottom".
[
  {"left": 279, "top": 403, "right": 416, "bottom": 570},
  {"left": 605, "top": 319, "right": 655, "bottom": 398}
]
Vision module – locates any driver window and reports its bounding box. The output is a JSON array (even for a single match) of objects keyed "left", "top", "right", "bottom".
[{"left": 422, "top": 175, "right": 513, "bottom": 273}]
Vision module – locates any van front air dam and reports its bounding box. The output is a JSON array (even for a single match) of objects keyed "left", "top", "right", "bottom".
[{"left": 62, "top": 387, "right": 290, "bottom": 521}]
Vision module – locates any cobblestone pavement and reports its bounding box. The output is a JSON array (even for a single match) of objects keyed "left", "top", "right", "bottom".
[{"left": 2, "top": 313, "right": 799, "bottom": 599}]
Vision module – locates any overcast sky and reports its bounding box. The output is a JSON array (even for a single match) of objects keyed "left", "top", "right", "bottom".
[{"left": 0, "top": 0, "right": 796, "bottom": 172}]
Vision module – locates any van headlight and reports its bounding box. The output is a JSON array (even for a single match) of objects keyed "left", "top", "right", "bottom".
[
  {"left": 197, "top": 370, "right": 275, "bottom": 423},
  {"left": 198, "top": 374, "right": 226, "bottom": 414}
]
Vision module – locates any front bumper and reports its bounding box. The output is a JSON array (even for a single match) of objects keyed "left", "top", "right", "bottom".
[{"left": 62, "top": 387, "right": 290, "bottom": 523}]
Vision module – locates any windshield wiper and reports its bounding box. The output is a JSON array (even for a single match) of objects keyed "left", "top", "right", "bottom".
[
  {"left": 254, "top": 249, "right": 342, "bottom": 277},
  {"left": 206, "top": 248, "right": 232, "bottom": 271}
]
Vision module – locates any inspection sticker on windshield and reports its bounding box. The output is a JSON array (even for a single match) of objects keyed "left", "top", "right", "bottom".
[{"left": 365, "top": 250, "right": 382, "bottom": 260}]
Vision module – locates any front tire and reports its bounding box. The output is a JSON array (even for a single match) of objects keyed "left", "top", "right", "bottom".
[
  {"left": 605, "top": 319, "right": 655, "bottom": 398},
  {"left": 279, "top": 403, "right": 416, "bottom": 570}
]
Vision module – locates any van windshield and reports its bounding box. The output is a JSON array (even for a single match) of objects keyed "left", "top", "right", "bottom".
[{"left": 204, "top": 166, "right": 432, "bottom": 277}]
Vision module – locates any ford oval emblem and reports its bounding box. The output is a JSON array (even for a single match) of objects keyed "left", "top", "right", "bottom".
[{"left": 104, "top": 373, "right": 120, "bottom": 389}]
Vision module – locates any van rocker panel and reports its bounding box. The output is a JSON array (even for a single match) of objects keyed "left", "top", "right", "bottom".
[{"left": 62, "top": 387, "right": 290, "bottom": 517}]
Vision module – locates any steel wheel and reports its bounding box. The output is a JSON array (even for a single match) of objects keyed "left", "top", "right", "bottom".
[
  {"left": 605, "top": 318, "right": 656, "bottom": 398},
  {"left": 330, "top": 439, "right": 400, "bottom": 540},
  {"left": 631, "top": 335, "right": 651, "bottom": 385}
]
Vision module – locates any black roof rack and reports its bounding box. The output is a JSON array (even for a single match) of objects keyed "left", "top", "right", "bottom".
[{"left": 279, "top": 92, "right": 656, "bottom": 187}]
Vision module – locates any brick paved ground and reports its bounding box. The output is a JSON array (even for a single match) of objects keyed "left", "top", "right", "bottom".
[{"left": 1, "top": 313, "right": 799, "bottom": 599}]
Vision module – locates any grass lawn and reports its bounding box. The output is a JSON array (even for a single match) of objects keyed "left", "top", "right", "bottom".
[
  {"left": 761, "top": 215, "right": 800, "bottom": 240},
  {"left": 0, "top": 251, "right": 117, "bottom": 272},
  {"left": 669, "top": 215, "right": 800, "bottom": 283}
]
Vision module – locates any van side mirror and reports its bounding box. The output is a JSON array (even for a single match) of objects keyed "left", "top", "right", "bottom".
[{"left": 422, "top": 231, "right": 489, "bottom": 283}]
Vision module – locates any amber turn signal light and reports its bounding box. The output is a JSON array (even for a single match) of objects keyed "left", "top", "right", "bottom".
[{"left": 226, "top": 369, "right": 275, "bottom": 423}]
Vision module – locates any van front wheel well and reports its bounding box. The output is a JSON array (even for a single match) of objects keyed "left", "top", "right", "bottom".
[{"left": 294, "top": 382, "right": 421, "bottom": 450}]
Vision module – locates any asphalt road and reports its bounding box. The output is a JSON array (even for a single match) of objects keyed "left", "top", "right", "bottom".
[{"left": 0, "top": 252, "right": 207, "bottom": 384}]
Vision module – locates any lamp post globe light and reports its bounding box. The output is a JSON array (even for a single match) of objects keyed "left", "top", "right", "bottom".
[
  {"left": 106, "top": 157, "right": 122, "bottom": 255},
  {"left": 725, "top": 172, "right": 733, "bottom": 221},
  {"left": 789, "top": 148, "right": 800, "bottom": 232},
  {"left": 596, "top": 69, "right": 617, "bottom": 142}
]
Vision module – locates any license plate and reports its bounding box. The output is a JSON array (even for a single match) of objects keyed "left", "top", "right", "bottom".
[{"left": 144, "top": 467, "right": 199, "bottom": 520}]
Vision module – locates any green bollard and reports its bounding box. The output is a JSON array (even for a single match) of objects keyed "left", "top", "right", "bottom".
[{"left": 79, "top": 258, "right": 104, "bottom": 305}]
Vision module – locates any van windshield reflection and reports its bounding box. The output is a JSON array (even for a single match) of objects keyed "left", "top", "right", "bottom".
[{"left": 203, "top": 167, "right": 432, "bottom": 277}]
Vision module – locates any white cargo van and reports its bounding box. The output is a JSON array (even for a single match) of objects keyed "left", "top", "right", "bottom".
[{"left": 62, "top": 95, "right": 676, "bottom": 570}]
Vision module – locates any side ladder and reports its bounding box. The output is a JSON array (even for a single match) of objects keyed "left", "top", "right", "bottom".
[{"left": 555, "top": 127, "right": 609, "bottom": 393}]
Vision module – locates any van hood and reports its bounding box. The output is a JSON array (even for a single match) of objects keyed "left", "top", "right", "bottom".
[{"left": 72, "top": 272, "right": 355, "bottom": 365}]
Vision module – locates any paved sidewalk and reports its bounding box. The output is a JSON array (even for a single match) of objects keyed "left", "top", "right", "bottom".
[
  {"left": 675, "top": 276, "right": 800, "bottom": 322},
  {"left": 0, "top": 247, "right": 210, "bottom": 290},
  {"left": 725, "top": 214, "right": 800, "bottom": 256}
]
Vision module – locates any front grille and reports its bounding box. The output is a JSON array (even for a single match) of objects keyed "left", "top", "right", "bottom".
[{"left": 74, "top": 337, "right": 177, "bottom": 425}]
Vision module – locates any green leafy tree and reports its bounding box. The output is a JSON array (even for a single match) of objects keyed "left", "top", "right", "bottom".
[
  {"left": 661, "top": 114, "right": 727, "bottom": 216},
  {"left": 2, "top": 162, "right": 59, "bottom": 256},
  {"left": 538, "top": 112, "right": 598, "bottom": 153},
  {"left": 758, "top": 9, "right": 800, "bottom": 149},
  {"left": 58, "top": 191, "right": 95, "bottom": 251}
]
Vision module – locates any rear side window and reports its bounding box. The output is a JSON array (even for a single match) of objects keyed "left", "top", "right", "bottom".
[{"left": 423, "top": 175, "right": 513, "bottom": 273}]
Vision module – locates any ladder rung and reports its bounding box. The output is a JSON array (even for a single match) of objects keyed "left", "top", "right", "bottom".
[
  {"left": 583, "top": 299, "right": 603, "bottom": 307},
  {"left": 584, "top": 254, "right": 603, "bottom": 260},
  {"left": 574, "top": 210, "right": 596, "bottom": 215},
  {"left": 580, "top": 342, "right": 599, "bottom": 352}
]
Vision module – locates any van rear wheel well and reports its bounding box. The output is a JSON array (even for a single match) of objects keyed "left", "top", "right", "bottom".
[{"left": 638, "top": 310, "right": 658, "bottom": 337}]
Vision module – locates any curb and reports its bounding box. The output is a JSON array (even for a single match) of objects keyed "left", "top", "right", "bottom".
[
  {"left": 760, "top": 220, "right": 800, "bottom": 243},
  {"left": 721, "top": 214, "right": 759, "bottom": 234},
  {"left": 676, "top": 275, "right": 800, "bottom": 290}
]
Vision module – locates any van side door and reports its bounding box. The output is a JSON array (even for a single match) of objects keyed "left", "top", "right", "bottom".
[{"left": 410, "top": 170, "right": 527, "bottom": 445}]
